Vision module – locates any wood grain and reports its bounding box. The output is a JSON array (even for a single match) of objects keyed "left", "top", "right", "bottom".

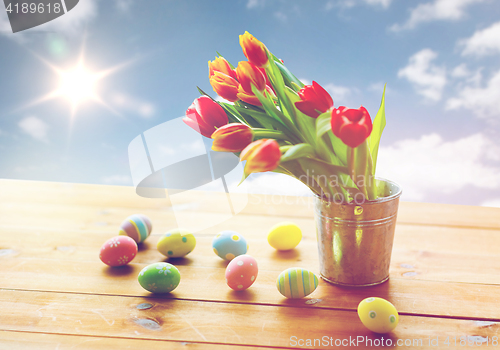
[
  {"left": 1, "top": 289, "right": 499, "bottom": 349},
  {"left": 2, "top": 179, "right": 500, "bottom": 349},
  {"left": 0, "top": 330, "right": 271, "bottom": 350}
]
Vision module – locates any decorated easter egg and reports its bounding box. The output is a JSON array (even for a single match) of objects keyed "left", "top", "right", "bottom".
[
  {"left": 225, "top": 254, "right": 258, "bottom": 291},
  {"left": 268, "top": 222, "right": 302, "bottom": 251},
  {"left": 138, "top": 262, "right": 181, "bottom": 293},
  {"left": 357, "top": 297, "right": 399, "bottom": 333},
  {"left": 212, "top": 230, "right": 248, "bottom": 260},
  {"left": 99, "top": 236, "right": 138, "bottom": 267},
  {"left": 119, "top": 214, "right": 152, "bottom": 243},
  {"left": 276, "top": 267, "right": 318, "bottom": 299},
  {"left": 157, "top": 229, "right": 196, "bottom": 258}
]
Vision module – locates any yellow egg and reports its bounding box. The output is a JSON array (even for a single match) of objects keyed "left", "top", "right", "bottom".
[
  {"left": 267, "top": 222, "right": 302, "bottom": 251},
  {"left": 357, "top": 297, "right": 399, "bottom": 333},
  {"left": 157, "top": 228, "right": 196, "bottom": 258}
]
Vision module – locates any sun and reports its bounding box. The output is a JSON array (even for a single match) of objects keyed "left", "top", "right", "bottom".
[{"left": 57, "top": 63, "right": 98, "bottom": 106}]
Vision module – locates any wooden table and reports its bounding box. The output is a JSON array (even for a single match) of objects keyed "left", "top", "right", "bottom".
[{"left": 1, "top": 179, "right": 500, "bottom": 349}]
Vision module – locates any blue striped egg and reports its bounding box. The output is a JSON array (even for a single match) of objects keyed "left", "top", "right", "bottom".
[
  {"left": 276, "top": 268, "right": 318, "bottom": 299},
  {"left": 119, "top": 214, "right": 152, "bottom": 244}
]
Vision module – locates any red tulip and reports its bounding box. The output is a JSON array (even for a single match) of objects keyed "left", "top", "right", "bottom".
[
  {"left": 330, "top": 106, "right": 373, "bottom": 148},
  {"left": 294, "top": 81, "right": 334, "bottom": 118},
  {"left": 239, "top": 31, "right": 269, "bottom": 68},
  {"left": 240, "top": 139, "right": 280, "bottom": 175},
  {"left": 209, "top": 71, "right": 240, "bottom": 102},
  {"left": 211, "top": 123, "right": 253, "bottom": 152},
  {"left": 183, "top": 96, "right": 228, "bottom": 138},
  {"left": 208, "top": 57, "right": 237, "bottom": 80}
]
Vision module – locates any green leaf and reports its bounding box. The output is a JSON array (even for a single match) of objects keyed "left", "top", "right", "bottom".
[
  {"left": 368, "top": 84, "right": 386, "bottom": 175},
  {"left": 316, "top": 112, "right": 332, "bottom": 139},
  {"left": 274, "top": 60, "right": 304, "bottom": 90},
  {"left": 284, "top": 87, "right": 316, "bottom": 145},
  {"left": 280, "top": 143, "right": 316, "bottom": 162}
]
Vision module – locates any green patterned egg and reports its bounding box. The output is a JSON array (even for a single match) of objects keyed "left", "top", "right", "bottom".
[
  {"left": 276, "top": 267, "right": 318, "bottom": 299},
  {"left": 157, "top": 229, "right": 196, "bottom": 258},
  {"left": 138, "top": 262, "right": 180, "bottom": 293}
]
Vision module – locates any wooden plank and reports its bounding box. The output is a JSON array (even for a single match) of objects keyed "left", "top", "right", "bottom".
[
  {"left": 1, "top": 179, "right": 500, "bottom": 229},
  {"left": 1, "top": 289, "right": 499, "bottom": 349},
  {"left": 0, "top": 330, "right": 272, "bottom": 350},
  {"left": 2, "top": 220, "right": 500, "bottom": 285},
  {"left": 1, "top": 256, "right": 500, "bottom": 321}
]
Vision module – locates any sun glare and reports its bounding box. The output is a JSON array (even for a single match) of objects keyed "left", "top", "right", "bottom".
[{"left": 57, "top": 65, "right": 98, "bottom": 105}]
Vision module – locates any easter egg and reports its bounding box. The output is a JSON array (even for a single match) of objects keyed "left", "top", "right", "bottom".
[
  {"left": 268, "top": 222, "right": 302, "bottom": 251},
  {"left": 357, "top": 297, "right": 399, "bottom": 333},
  {"left": 225, "top": 255, "right": 258, "bottom": 291},
  {"left": 157, "top": 229, "right": 196, "bottom": 258},
  {"left": 138, "top": 262, "right": 181, "bottom": 293},
  {"left": 212, "top": 230, "right": 248, "bottom": 261},
  {"left": 99, "top": 236, "right": 138, "bottom": 267},
  {"left": 119, "top": 214, "right": 152, "bottom": 243},
  {"left": 276, "top": 268, "right": 318, "bottom": 299}
]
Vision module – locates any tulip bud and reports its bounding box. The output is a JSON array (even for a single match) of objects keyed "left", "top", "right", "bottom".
[
  {"left": 209, "top": 71, "right": 240, "bottom": 102},
  {"left": 211, "top": 123, "right": 253, "bottom": 152},
  {"left": 240, "top": 139, "right": 281, "bottom": 175},
  {"left": 239, "top": 31, "right": 269, "bottom": 68},
  {"left": 236, "top": 61, "right": 266, "bottom": 94},
  {"left": 294, "top": 81, "right": 334, "bottom": 118},
  {"left": 208, "top": 57, "right": 238, "bottom": 80},
  {"left": 330, "top": 106, "right": 373, "bottom": 148},
  {"left": 183, "top": 96, "right": 228, "bottom": 138}
]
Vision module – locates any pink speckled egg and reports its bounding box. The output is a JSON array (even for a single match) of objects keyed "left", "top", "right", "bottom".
[
  {"left": 99, "top": 236, "right": 138, "bottom": 267},
  {"left": 225, "top": 254, "right": 258, "bottom": 291}
]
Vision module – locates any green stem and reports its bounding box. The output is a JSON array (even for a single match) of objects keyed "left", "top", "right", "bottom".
[{"left": 252, "top": 129, "right": 291, "bottom": 142}]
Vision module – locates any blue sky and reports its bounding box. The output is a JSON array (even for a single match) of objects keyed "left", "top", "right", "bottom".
[{"left": 0, "top": 0, "right": 499, "bottom": 206}]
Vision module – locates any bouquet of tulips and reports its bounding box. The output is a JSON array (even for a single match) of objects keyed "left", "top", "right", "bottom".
[{"left": 183, "top": 31, "right": 387, "bottom": 203}]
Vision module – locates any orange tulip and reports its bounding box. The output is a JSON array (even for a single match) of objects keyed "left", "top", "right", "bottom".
[
  {"left": 239, "top": 31, "right": 269, "bottom": 68},
  {"left": 209, "top": 71, "right": 240, "bottom": 102},
  {"left": 212, "top": 123, "right": 253, "bottom": 152},
  {"left": 237, "top": 84, "right": 275, "bottom": 106},
  {"left": 235, "top": 61, "right": 267, "bottom": 105},
  {"left": 236, "top": 61, "right": 266, "bottom": 94},
  {"left": 208, "top": 57, "right": 237, "bottom": 80},
  {"left": 240, "top": 139, "right": 281, "bottom": 175}
]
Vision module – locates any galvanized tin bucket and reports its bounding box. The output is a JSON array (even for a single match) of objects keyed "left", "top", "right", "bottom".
[{"left": 314, "top": 178, "right": 402, "bottom": 287}]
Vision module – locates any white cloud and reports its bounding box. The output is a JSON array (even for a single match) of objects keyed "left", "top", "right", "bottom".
[
  {"left": 110, "top": 93, "right": 155, "bottom": 118},
  {"left": 247, "top": 0, "right": 264, "bottom": 9},
  {"left": 398, "top": 49, "right": 447, "bottom": 101},
  {"left": 391, "top": 0, "right": 486, "bottom": 31},
  {"left": 459, "top": 21, "right": 500, "bottom": 57},
  {"left": 363, "top": 0, "right": 392, "bottom": 8},
  {"left": 377, "top": 133, "right": 500, "bottom": 201},
  {"left": 114, "top": 0, "right": 133, "bottom": 12},
  {"left": 18, "top": 116, "right": 49, "bottom": 143},
  {"left": 481, "top": 198, "right": 500, "bottom": 208},
  {"left": 102, "top": 175, "right": 132, "bottom": 185},
  {"left": 0, "top": 0, "right": 97, "bottom": 41},
  {"left": 326, "top": 0, "right": 392, "bottom": 10},
  {"left": 244, "top": 172, "right": 313, "bottom": 196},
  {"left": 324, "top": 83, "right": 353, "bottom": 102},
  {"left": 274, "top": 11, "right": 287, "bottom": 22},
  {"left": 446, "top": 68, "right": 500, "bottom": 119}
]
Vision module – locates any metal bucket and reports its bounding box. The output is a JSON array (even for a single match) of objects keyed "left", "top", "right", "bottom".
[{"left": 314, "top": 178, "right": 402, "bottom": 287}]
